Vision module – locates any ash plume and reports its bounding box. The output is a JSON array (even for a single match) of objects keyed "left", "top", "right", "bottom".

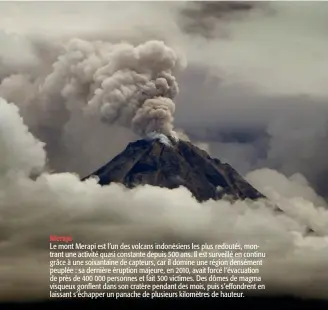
[{"left": 42, "top": 39, "right": 181, "bottom": 137}]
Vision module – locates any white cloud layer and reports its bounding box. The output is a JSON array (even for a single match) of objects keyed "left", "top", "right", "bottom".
[{"left": 0, "top": 99, "right": 328, "bottom": 301}]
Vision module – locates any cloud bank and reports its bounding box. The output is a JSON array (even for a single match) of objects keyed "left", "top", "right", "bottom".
[{"left": 0, "top": 99, "right": 328, "bottom": 301}]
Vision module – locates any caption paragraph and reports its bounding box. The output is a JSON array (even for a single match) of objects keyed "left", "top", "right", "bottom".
[{"left": 49, "top": 236, "right": 266, "bottom": 299}]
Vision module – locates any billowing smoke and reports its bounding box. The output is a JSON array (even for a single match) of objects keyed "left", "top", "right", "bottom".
[
  {"left": 0, "top": 33, "right": 182, "bottom": 173},
  {"left": 0, "top": 38, "right": 181, "bottom": 140},
  {"left": 42, "top": 39, "right": 181, "bottom": 137}
]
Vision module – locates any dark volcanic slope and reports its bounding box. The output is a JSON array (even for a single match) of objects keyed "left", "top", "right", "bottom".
[{"left": 82, "top": 136, "right": 264, "bottom": 202}]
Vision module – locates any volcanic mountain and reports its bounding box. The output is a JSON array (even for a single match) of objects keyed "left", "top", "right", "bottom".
[{"left": 82, "top": 134, "right": 265, "bottom": 202}]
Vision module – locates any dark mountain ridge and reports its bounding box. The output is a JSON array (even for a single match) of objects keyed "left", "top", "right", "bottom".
[{"left": 82, "top": 134, "right": 265, "bottom": 202}]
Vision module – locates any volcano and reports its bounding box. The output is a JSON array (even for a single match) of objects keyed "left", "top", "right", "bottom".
[{"left": 82, "top": 134, "right": 265, "bottom": 202}]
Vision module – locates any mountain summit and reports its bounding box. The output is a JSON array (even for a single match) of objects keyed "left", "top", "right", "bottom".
[{"left": 82, "top": 134, "right": 265, "bottom": 202}]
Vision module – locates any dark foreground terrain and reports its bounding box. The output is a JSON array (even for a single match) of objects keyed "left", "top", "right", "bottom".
[{"left": 2, "top": 297, "right": 328, "bottom": 310}]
